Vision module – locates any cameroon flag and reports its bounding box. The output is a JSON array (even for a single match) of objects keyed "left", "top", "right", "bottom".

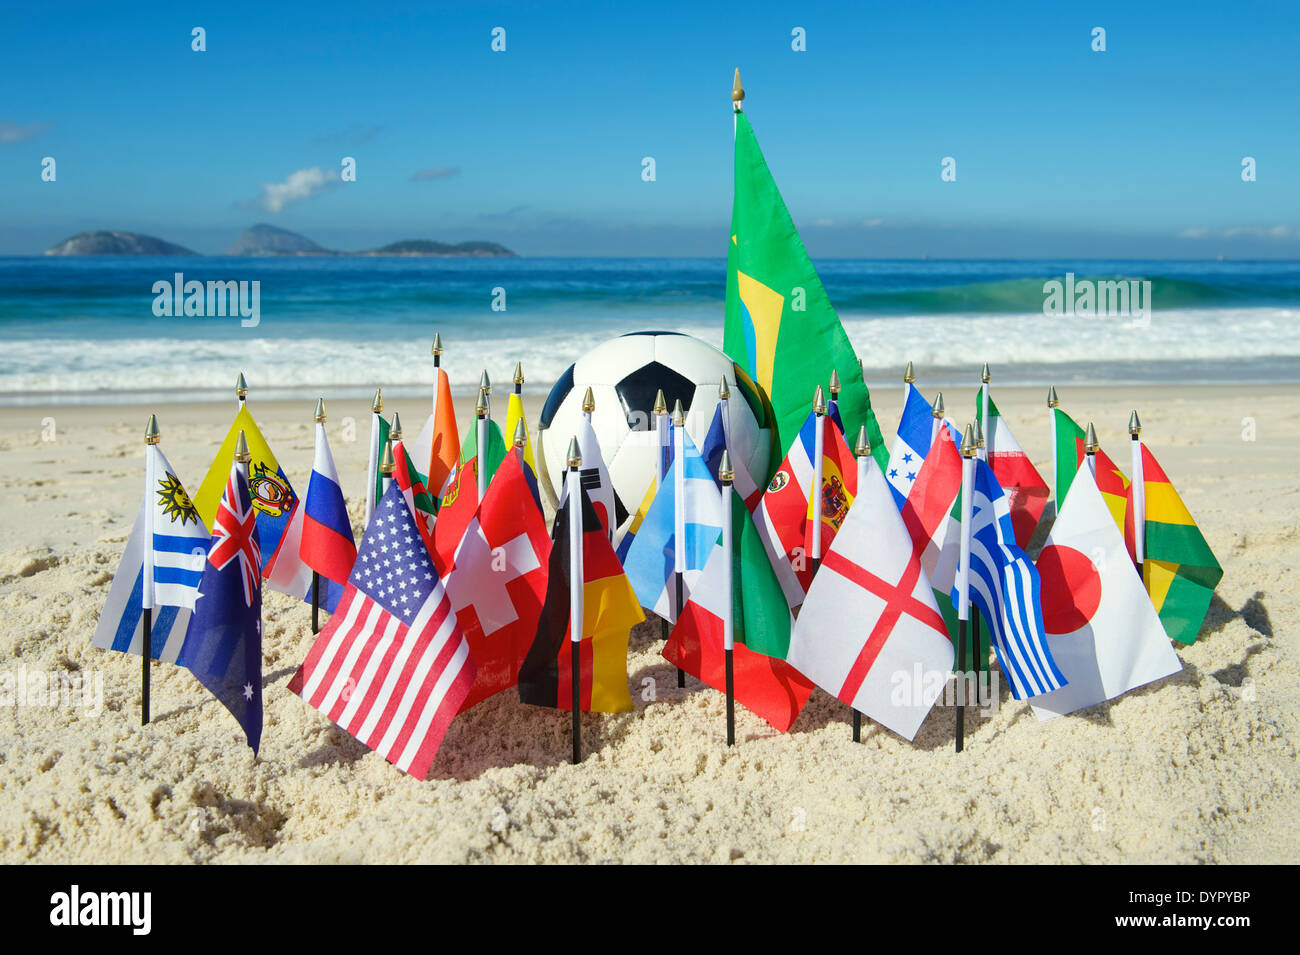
[
  {"left": 1126, "top": 444, "right": 1222, "bottom": 645},
  {"left": 724, "top": 108, "right": 886, "bottom": 476},
  {"left": 1052, "top": 407, "right": 1130, "bottom": 535}
]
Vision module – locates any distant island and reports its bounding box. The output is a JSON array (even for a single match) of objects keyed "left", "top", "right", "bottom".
[{"left": 43, "top": 225, "right": 516, "bottom": 257}]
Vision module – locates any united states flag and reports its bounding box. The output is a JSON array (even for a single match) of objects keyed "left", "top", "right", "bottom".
[{"left": 288, "top": 482, "right": 475, "bottom": 778}]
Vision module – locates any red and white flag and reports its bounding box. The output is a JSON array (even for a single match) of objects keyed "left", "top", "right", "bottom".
[
  {"left": 978, "top": 389, "right": 1048, "bottom": 549},
  {"left": 898, "top": 424, "right": 963, "bottom": 592},
  {"left": 788, "top": 454, "right": 954, "bottom": 741},
  {"left": 288, "top": 481, "right": 475, "bottom": 778},
  {"left": 443, "top": 448, "right": 551, "bottom": 712}
]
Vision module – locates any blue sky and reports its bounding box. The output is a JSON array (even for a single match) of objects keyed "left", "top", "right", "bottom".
[{"left": 2, "top": 0, "right": 1298, "bottom": 256}]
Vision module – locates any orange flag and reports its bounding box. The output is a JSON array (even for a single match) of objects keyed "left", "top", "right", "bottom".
[{"left": 411, "top": 367, "right": 460, "bottom": 499}]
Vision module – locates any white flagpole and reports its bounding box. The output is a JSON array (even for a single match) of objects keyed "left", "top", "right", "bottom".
[
  {"left": 235, "top": 371, "right": 247, "bottom": 412},
  {"left": 366, "top": 388, "right": 382, "bottom": 525},
  {"left": 431, "top": 333, "right": 442, "bottom": 413},
  {"left": 671, "top": 400, "right": 688, "bottom": 688},
  {"left": 380, "top": 439, "right": 395, "bottom": 499},
  {"left": 811, "top": 386, "right": 826, "bottom": 564},
  {"left": 930, "top": 391, "right": 945, "bottom": 448},
  {"left": 956, "top": 424, "right": 978, "bottom": 753},
  {"left": 1130, "top": 411, "right": 1146, "bottom": 565},
  {"left": 851, "top": 426, "right": 874, "bottom": 743},
  {"left": 720, "top": 450, "right": 736, "bottom": 747},
  {"left": 142, "top": 415, "right": 159, "bottom": 726},
  {"left": 1085, "top": 422, "right": 1099, "bottom": 479},
  {"left": 1048, "top": 386, "right": 1059, "bottom": 507},
  {"left": 979, "top": 364, "right": 990, "bottom": 462},
  {"left": 476, "top": 386, "right": 489, "bottom": 501},
  {"left": 654, "top": 389, "right": 669, "bottom": 487},
  {"left": 566, "top": 438, "right": 584, "bottom": 763}
]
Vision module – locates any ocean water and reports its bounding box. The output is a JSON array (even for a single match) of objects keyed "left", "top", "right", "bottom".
[{"left": 0, "top": 256, "right": 1297, "bottom": 406}]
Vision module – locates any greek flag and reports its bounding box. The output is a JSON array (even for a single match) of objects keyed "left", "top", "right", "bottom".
[
  {"left": 622, "top": 427, "right": 725, "bottom": 622},
  {"left": 952, "top": 459, "right": 1067, "bottom": 700}
]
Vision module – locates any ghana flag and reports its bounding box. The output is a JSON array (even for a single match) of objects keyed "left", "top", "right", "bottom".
[
  {"left": 1125, "top": 443, "right": 1222, "bottom": 645},
  {"left": 723, "top": 106, "right": 887, "bottom": 476}
]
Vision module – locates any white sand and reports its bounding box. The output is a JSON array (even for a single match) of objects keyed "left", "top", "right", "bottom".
[{"left": 0, "top": 385, "right": 1295, "bottom": 863}]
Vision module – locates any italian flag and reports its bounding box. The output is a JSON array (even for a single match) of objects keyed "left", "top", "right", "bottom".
[
  {"left": 1124, "top": 443, "right": 1223, "bottom": 644},
  {"left": 1052, "top": 407, "right": 1130, "bottom": 539},
  {"left": 976, "top": 389, "right": 1048, "bottom": 549}
]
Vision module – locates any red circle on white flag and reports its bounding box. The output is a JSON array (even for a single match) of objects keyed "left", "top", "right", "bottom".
[{"left": 1037, "top": 544, "right": 1102, "bottom": 634}]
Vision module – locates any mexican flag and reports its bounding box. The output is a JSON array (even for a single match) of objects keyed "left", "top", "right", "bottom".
[
  {"left": 1125, "top": 443, "right": 1223, "bottom": 644},
  {"left": 723, "top": 108, "right": 886, "bottom": 476},
  {"left": 976, "top": 388, "right": 1048, "bottom": 549}
]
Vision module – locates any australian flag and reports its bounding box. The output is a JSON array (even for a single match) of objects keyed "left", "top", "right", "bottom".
[{"left": 177, "top": 461, "right": 263, "bottom": 754}]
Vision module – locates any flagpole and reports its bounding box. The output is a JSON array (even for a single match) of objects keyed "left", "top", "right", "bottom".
[
  {"left": 236, "top": 371, "right": 247, "bottom": 411},
  {"left": 475, "top": 384, "right": 489, "bottom": 501},
  {"left": 566, "top": 437, "right": 584, "bottom": 763},
  {"left": 312, "top": 398, "right": 326, "bottom": 634},
  {"left": 481, "top": 369, "right": 492, "bottom": 421},
  {"left": 956, "top": 424, "right": 977, "bottom": 753},
  {"left": 142, "top": 414, "right": 160, "bottom": 726},
  {"left": 810, "top": 386, "right": 826, "bottom": 573},
  {"left": 930, "top": 392, "right": 945, "bottom": 448},
  {"left": 1129, "top": 411, "right": 1145, "bottom": 568},
  {"left": 513, "top": 362, "right": 523, "bottom": 397},
  {"left": 1085, "top": 423, "right": 1099, "bottom": 479},
  {"left": 979, "top": 364, "right": 990, "bottom": 461},
  {"left": 1048, "top": 386, "right": 1059, "bottom": 512},
  {"left": 851, "top": 425, "right": 873, "bottom": 742},
  {"left": 971, "top": 416, "right": 986, "bottom": 697},
  {"left": 904, "top": 360, "right": 915, "bottom": 404},
  {"left": 654, "top": 388, "right": 670, "bottom": 646},
  {"left": 720, "top": 450, "right": 736, "bottom": 747},
  {"left": 672, "top": 400, "right": 687, "bottom": 688},
  {"left": 366, "top": 388, "right": 382, "bottom": 525},
  {"left": 717, "top": 378, "right": 732, "bottom": 462},
  {"left": 380, "top": 439, "right": 395, "bottom": 497}
]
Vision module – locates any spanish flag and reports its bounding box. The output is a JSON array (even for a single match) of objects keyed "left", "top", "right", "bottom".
[
  {"left": 1126, "top": 444, "right": 1222, "bottom": 645},
  {"left": 518, "top": 482, "right": 644, "bottom": 712}
]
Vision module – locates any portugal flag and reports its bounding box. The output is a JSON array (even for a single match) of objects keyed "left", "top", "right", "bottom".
[{"left": 518, "top": 481, "right": 644, "bottom": 712}]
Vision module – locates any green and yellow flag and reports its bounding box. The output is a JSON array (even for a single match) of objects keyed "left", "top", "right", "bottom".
[
  {"left": 724, "top": 107, "right": 886, "bottom": 473},
  {"left": 1126, "top": 443, "right": 1222, "bottom": 644}
]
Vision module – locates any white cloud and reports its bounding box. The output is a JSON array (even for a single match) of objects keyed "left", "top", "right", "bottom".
[
  {"left": 0, "top": 121, "right": 51, "bottom": 144},
  {"left": 1182, "top": 224, "right": 1296, "bottom": 240},
  {"left": 249, "top": 167, "right": 339, "bottom": 213}
]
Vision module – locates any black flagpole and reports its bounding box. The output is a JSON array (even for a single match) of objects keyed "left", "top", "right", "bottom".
[
  {"left": 142, "top": 608, "right": 151, "bottom": 726},
  {"left": 675, "top": 572, "right": 685, "bottom": 687},
  {"left": 312, "top": 571, "right": 321, "bottom": 634},
  {"left": 956, "top": 617, "right": 967, "bottom": 752}
]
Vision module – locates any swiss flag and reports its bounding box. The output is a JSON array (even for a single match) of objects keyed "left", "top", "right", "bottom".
[{"left": 443, "top": 449, "right": 551, "bottom": 712}]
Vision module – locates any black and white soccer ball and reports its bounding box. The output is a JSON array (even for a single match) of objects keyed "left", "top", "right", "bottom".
[{"left": 537, "top": 331, "right": 774, "bottom": 538}]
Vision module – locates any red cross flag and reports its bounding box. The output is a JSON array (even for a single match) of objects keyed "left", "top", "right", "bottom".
[
  {"left": 787, "top": 452, "right": 954, "bottom": 741},
  {"left": 443, "top": 448, "right": 551, "bottom": 711}
]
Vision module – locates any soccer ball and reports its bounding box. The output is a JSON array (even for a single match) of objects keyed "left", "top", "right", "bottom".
[{"left": 537, "top": 331, "right": 774, "bottom": 538}]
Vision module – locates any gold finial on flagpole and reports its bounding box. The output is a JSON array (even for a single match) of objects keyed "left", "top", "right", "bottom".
[
  {"left": 718, "top": 378, "right": 731, "bottom": 400},
  {"left": 653, "top": 389, "right": 667, "bottom": 416},
  {"left": 961, "top": 424, "right": 977, "bottom": 458},
  {"left": 932, "top": 392, "right": 945, "bottom": 419},
  {"left": 904, "top": 361, "right": 915, "bottom": 384},
  {"left": 732, "top": 68, "right": 745, "bottom": 109},
  {"left": 314, "top": 398, "right": 326, "bottom": 423},
  {"left": 1047, "top": 385, "right": 1059, "bottom": 409},
  {"left": 234, "top": 430, "right": 251, "bottom": 464},
  {"left": 380, "top": 440, "right": 395, "bottom": 475},
  {"left": 855, "top": 425, "right": 871, "bottom": 457},
  {"left": 1085, "top": 422, "right": 1099, "bottom": 455},
  {"left": 371, "top": 388, "right": 383, "bottom": 414},
  {"left": 672, "top": 399, "right": 685, "bottom": 428},
  {"left": 719, "top": 449, "right": 734, "bottom": 484},
  {"left": 390, "top": 412, "right": 403, "bottom": 442},
  {"left": 829, "top": 369, "right": 841, "bottom": 398},
  {"left": 513, "top": 419, "right": 528, "bottom": 447},
  {"left": 144, "top": 414, "right": 160, "bottom": 445},
  {"left": 235, "top": 372, "right": 248, "bottom": 401},
  {"left": 566, "top": 437, "right": 582, "bottom": 469},
  {"left": 582, "top": 386, "right": 596, "bottom": 414},
  {"left": 513, "top": 362, "right": 524, "bottom": 388},
  {"left": 432, "top": 332, "right": 443, "bottom": 357},
  {"left": 479, "top": 370, "right": 491, "bottom": 396},
  {"left": 981, "top": 362, "right": 991, "bottom": 384},
  {"left": 813, "top": 384, "right": 826, "bottom": 415},
  {"left": 475, "top": 387, "right": 488, "bottom": 417},
  {"left": 973, "top": 418, "right": 985, "bottom": 450},
  {"left": 1128, "top": 410, "right": 1142, "bottom": 436}
]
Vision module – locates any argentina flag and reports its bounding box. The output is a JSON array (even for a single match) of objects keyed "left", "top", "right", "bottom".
[{"left": 952, "top": 458, "right": 1067, "bottom": 700}]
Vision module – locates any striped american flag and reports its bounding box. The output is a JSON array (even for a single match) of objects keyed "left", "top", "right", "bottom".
[{"left": 289, "top": 483, "right": 475, "bottom": 778}]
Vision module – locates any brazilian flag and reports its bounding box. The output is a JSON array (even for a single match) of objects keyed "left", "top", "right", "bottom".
[{"left": 724, "top": 108, "right": 887, "bottom": 476}]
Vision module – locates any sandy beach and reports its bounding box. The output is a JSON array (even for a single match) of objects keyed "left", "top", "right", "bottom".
[{"left": 1, "top": 383, "right": 1296, "bottom": 863}]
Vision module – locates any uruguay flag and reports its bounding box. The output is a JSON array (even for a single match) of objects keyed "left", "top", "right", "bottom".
[
  {"left": 178, "top": 461, "right": 264, "bottom": 754},
  {"left": 623, "top": 427, "right": 726, "bottom": 622},
  {"left": 951, "top": 458, "right": 1067, "bottom": 700},
  {"left": 265, "top": 421, "right": 353, "bottom": 612},
  {"left": 885, "top": 382, "right": 936, "bottom": 509}
]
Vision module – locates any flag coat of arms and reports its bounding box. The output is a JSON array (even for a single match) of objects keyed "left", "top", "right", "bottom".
[
  {"left": 288, "top": 482, "right": 476, "bottom": 778},
  {"left": 663, "top": 493, "right": 815, "bottom": 732},
  {"left": 92, "top": 444, "right": 209, "bottom": 660},
  {"left": 194, "top": 404, "right": 298, "bottom": 576},
  {"left": 623, "top": 427, "right": 726, "bottom": 620},
  {"left": 788, "top": 456, "right": 954, "bottom": 741},
  {"left": 755, "top": 409, "right": 857, "bottom": 606},
  {"left": 443, "top": 449, "right": 551, "bottom": 711},
  {"left": 976, "top": 390, "right": 1048, "bottom": 549},
  {"left": 1124, "top": 443, "right": 1223, "bottom": 645},
  {"left": 724, "top": 108, "right": 887, "bottom": 474},
  {"left": 264, "top": 420, "right": 352, "bottom": 613},
  {"left": 410, "top": 366, "right": 460, "bottom": 499},
  {"left": 432, "top": 457, "right": 478, "bottom": 574},
  {"left": 1031, "top": 463, "right": 1182, "bottom": 719},
  {"left": 177, "top": 461, "right": 264, "bottom": 753},
  {"left": 952, "top": 458, "right": 1067, "bottom": 700},
  {"left": 518, "top": 482, "right": 644, "bottom": 713}
]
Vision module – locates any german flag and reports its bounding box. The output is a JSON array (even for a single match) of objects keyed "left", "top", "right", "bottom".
[
  {"left": 1126, "top": 444, "right": 1222, "bottom": 645},
  {"left": 518, "top": 483, "right": 643, "bottom": 712}
]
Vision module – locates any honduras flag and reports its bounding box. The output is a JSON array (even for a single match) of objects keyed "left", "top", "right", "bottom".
[
  {"left": 92, "top": 445, "right": 209, "bottom": 661},
  {"left": 951, "top": 458, "right": 1066, "bottom": 701},
  {"left": 623, "top": 427, "right": 726, "bottom": 622},
  {"left": 178, "top": 461, "right": 264, "bottom": 754},
  {"left": 885, "top": 383, "right": 937, "bottom": 509}
]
